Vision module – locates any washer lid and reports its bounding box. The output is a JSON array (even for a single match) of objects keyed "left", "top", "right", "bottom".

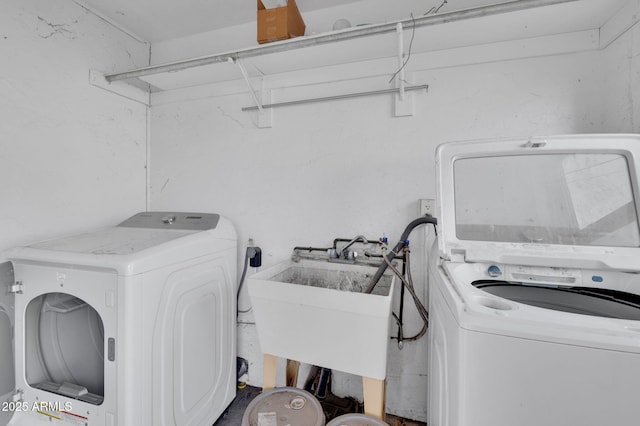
[{"left": 436, "top": 134, "right": 640, "bottom": 271}]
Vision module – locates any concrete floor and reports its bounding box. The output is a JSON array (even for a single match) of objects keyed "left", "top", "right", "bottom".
[
  {"left": 213, "top": 385, "right": 261, "bottom": 425},
  {"left": 213, "top": 385, "right": 427, "bottom": 425}
]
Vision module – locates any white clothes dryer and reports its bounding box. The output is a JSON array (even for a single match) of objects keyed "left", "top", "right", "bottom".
[
  {"left": 0, "top": 212, "right": 237, "bottom": 426},
  {"left": 428, "top": 135, "right": 640, "bottom": 426}
]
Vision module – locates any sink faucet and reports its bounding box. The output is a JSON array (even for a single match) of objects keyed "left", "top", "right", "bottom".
[{"left": 341, "top": 235, "right": 368, "bottom": 260}]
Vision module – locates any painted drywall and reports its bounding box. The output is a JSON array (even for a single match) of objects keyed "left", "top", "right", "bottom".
[
  {"left": 146, "top": 1, "right": 639, "bottom": 419},
  {"left": 1, "top": 0, "right": 635, "bottom": 422},
  {"left": 601, "top": 17, "right": 640, "bottom": 132},
  {"left": 0, "top": 0, "right": 149, "bottom": 249},
  {"left": 148, "top": 41, "right": 615, "bottom": 422}
]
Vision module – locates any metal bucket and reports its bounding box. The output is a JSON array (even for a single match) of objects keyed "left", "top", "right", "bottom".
[
  {"left": 326, "top": 413, "right": 390, "bottom": 426},
  {"left": 241, "top": 387, "right": 325, "bottom": 426}
]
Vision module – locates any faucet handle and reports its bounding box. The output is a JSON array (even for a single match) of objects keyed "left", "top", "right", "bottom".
[{"left": 327, "top": 249, "right": 339, "bottom": 259}]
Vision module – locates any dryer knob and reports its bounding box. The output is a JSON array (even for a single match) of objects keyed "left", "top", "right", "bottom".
[{"left": 162, "top": 215, "right": 176, "bottom": 224}]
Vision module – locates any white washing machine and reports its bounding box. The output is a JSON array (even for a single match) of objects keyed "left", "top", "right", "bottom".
[
  {"left": 0, "top": 212, "right": 237, "bottom": 426},
  {"left": 428, "top": 135, "right": 640, "bottom": 426}
]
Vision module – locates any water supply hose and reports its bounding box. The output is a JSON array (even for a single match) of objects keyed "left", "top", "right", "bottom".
[
  {"left": 365, "top": 215, "right": 437, "bottom": 294},
  {"left": 385, "top": 246, "right": 428, "bottom": 342}
]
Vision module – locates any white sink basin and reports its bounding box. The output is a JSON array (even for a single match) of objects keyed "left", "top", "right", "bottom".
[{"left": 248, "top": 259, "right": 395, "bottom": 380}]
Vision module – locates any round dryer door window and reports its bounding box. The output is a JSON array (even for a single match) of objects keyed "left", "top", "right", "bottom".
[{"left": 25, "top": 293, "right": 105, "bottom": 405}]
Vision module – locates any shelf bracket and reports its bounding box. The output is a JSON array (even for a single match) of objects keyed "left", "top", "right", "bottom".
[
  {"left": 231, "top": 58, "right": 263, "bottom": 112},
  {"left": 89, "top": 69, "right": 150, "bottom": 106},
  {"left": 396, "top": 22, "right": 406, "bottom": 101},
  {"left": 230, "top": 58, "right": 272, "bottom": 128},
  {"left": 394, "top": 22, "right": 414, "bottom": 117}
]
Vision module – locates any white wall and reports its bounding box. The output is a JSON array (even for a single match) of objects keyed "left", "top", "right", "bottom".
[
  {"left": 147, "top": 6, "right": 639, "bottom": 422},
  {"left": 601, "top": 19, "right": 640, "bottom": 132},
  {"left": 3, "top": 0, "right": 637, "bottom": 422},
  {"left": 0, "top": 0, "right": 149, "bottom": 249},
  {"left": 148, "top": 46, "right": 611, "bottom": 423}
]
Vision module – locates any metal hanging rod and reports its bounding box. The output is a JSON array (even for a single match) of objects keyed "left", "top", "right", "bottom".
[
  {"left": 105, "top": 0, "right": 578, "bottom": 83},
  {"left": 241, "top": 85, "right": 429, "bottom": 111}
]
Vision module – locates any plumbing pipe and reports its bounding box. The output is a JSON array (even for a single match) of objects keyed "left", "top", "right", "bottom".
[
  {"left": 104, "top": 0, "right": 579, "bottom": 83},
  {"left": 293, "top": 246, "right": 333, "bottom": 253},
  {"left": 294, "top": 237, "right": 381, "bottom": 255},
  {"left": 332, "top": 236, "right": 379, "bottom": 249}
]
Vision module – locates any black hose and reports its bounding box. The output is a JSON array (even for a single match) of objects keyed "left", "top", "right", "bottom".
[
  {"left": 387, "top": 248, "right": 428, "bottom": 342},
  {"left": 365, "top": 215, "right": 437, "bottom": 294}
]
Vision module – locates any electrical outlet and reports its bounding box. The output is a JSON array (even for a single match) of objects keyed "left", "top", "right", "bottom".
[{"left": 419, "top": 199, "right": 435, "bottom": 216}]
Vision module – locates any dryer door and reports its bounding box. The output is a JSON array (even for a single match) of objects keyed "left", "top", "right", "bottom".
[{"left": 0, "top": 261, "right": 15, "bottom": 426}]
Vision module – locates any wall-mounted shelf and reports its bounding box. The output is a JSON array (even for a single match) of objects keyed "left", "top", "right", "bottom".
[{"left": 92, "top": 0, "right": 637, "bottom": 101}]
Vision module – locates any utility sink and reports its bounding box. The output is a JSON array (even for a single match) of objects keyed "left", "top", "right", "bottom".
[{"left": 248, "top": 259, "right": 395, "bottom": 380}]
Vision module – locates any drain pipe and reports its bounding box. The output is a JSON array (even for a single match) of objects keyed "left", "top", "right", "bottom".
[{"left": 365, "top": 215, "right": 437, "bottom": 294}]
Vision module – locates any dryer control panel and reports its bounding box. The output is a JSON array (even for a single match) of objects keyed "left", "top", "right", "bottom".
[{"left": 118, "top": 211, "right": 220, "bottom": 230}]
